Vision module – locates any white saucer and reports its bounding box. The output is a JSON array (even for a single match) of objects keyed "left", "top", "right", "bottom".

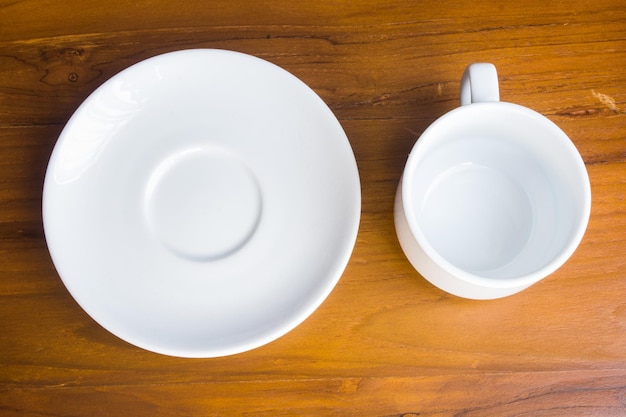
[{"left": 43, "top": 49, "right": 361, "bottom": 357}]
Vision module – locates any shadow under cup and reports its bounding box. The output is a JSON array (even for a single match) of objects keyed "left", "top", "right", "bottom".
[{"left": 397, "top": 102, "right": 591, "bottom": 298}]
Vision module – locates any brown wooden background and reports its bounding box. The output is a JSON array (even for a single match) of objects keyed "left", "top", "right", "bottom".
[{"left": 1, "top": 1, "right": 625, "bottom": 415}]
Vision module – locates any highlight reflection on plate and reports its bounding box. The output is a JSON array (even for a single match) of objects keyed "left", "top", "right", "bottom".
[{"left": 43, "top": 49, "right": 361, "bottom": 358}]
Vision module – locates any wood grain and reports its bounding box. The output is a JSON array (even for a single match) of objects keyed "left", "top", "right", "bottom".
[{"left": 1, "top": 0, "right": 625, "bottom": 415}]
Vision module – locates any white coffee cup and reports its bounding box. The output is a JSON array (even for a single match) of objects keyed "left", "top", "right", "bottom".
[{"left": 394, "top": 63, "right": 591, "bottom": 299}]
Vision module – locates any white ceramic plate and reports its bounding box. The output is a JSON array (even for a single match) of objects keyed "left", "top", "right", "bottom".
[{"left": 43, "top": 49, "right": 360, "bottom": 357}]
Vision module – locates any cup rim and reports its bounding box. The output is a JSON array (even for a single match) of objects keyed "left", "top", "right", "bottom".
[{"left": 401, "top": 101, "right": 592, "bottom": 289}]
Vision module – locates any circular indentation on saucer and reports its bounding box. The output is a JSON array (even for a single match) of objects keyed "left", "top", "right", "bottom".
[{"left": 145, "top": 148, "right": 261, "bottom": 261}]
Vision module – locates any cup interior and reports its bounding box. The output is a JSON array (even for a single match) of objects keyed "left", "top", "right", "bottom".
[{"left": 404, "top": 102, "right": 590, "bottom": 281}]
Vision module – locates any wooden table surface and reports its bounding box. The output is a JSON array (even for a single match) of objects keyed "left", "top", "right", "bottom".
[{"left": 1, "top": 1, "right": 625, "bottom": 415}]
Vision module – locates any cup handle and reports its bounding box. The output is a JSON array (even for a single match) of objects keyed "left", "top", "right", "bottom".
[{"left": 460, "top": 63, "right": 500, "bottom": 106}]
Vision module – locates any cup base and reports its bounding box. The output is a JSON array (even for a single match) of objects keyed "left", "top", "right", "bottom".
[{"left": 421, "top": 162, "right": 533, "bottom": 275}]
